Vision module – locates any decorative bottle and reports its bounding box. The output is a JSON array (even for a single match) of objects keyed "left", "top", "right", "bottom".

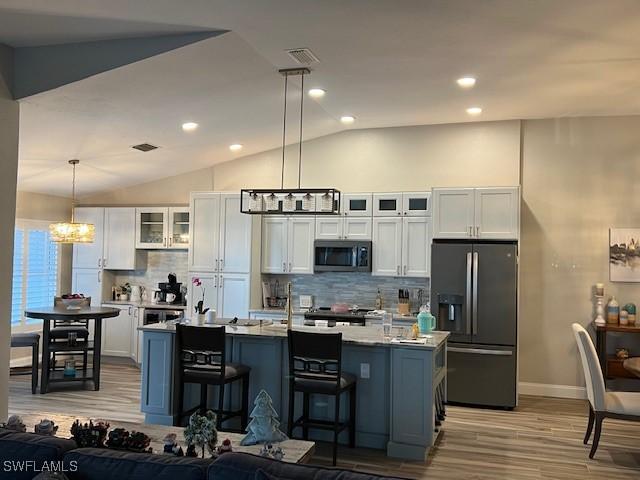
[{"left": 607, "top": 297, "right": 620, "bottom": 325}]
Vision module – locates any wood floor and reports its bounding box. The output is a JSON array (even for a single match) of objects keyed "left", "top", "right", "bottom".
[{"left": 9, "top": 360, "right": 640, "bottom": 479}]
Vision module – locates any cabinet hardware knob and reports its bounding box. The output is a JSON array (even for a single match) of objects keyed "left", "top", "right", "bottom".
[{"left": 404, "top": 265, "right": 407, "bottom": 275}]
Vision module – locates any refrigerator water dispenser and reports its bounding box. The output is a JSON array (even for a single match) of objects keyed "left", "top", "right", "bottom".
[{"left": 437, "top": 294, "right": 464, "bottom": 333}]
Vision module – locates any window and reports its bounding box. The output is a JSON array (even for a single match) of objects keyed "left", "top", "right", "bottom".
[{"left": 11, "top": 220, "right": 59, "bottom": 329}]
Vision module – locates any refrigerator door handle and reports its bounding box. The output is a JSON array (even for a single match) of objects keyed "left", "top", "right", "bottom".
[
  {"left": 472, "top": 251, "right": 479, "bottom": 335},
  {"left": 465, "top": 252, "right": 472, "bottom": 335},
  {"left": 448, "top": 347, "right": 513, "bottom": 356}
]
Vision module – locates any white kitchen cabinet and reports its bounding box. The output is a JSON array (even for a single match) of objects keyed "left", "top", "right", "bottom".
[
  {"left": 344, "top": 217, "right": 372, "bottom": 240},
  {"left": 402, "top": 217, "right": 431, "bottom": 277},
  {"left": 433, "top": 187, "right": 519, "bottom": 240},
  {"left": 343, "top": 193, "right": 373, "bottom": 217},
  {"left": 72, "top": 268, "right": 104, "bottom": 303},
  {"left": 402, "top": 192, "right": 432, "bottom": 216},
  {"left": 73, "top": 208, "right": 105, "bottom": 269},
  {"left": 168, "top": 207, "right": 190, "bottom": 249},
  {"left": 136, "top": 206, "right": 189, "bottom": 249},
  {"left": 217, "top": 273, "right": 250, "bottom": 319},
  {"left": 287, "top": 217, "right": 315, "bottom": 274},
  {"left": 432, "top": 188, "right": 475, "bottom": 239},
  {"left": 372, "top": 217, "right": 403, "bottom": 276},
  {"left": 219, "top": 194, "right": 252, "bottom": 274},
  {"left": 315, "top": 217, "right": 343, "bottom": 240},
  {"left": 136, "top": 207, "right": 168, "bottom": 249},
  {"left": 101, "top": 304, "right": 133, "bottom": 357},
  {"left": 189, "top": 193, "right": 220, "bottom": 272},
  {"left": 315, "top": 216, "right": 371, "bottom": 240},
  {"left": 373, "top": 193, "right": 403, "bottom": 216},
  {"left": 475, "top": 187, "right": 520, "bottom": 240},
  {"left": 103, "top": 208, "right": 137, "bottom": 270},
  {"left": 261, "top": 217, "right": 289, "bottom": 273},
  {"left": 261, "top": 216, "right": 313, "bottom": 274},
  {"left": 187, "top": 271, "right": 250, "bottom": 319}
]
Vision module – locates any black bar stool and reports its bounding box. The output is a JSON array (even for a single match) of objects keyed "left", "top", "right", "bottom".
[
  {"left": 10, "top": 333, "right": 40, "bottom": 394},
  {"left": 175, "top": 324, "right": 251, "bottom": 431},
  {"left": 287, "top": 330, "right": 356, "bottom": 466},
  {"left": 51, "top": 297, "right": 91, "bottom": 372}
]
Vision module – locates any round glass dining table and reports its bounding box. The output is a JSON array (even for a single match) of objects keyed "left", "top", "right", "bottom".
[{"left": 24, "top": 306, "right": 120, "bottom": 393}]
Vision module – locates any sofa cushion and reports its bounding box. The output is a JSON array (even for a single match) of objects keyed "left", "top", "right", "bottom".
[
  {"left": 63, "top": 448, "right": 212, "bottom": 480},
  {"left": 0, "top": 431, "right": 77, "bottom": 480},
  {"left": 208, "top": 452, "right": 411, "bottom": 480},
  {"left": 33, "top": 473, "right": 70, "bottom": 480}
]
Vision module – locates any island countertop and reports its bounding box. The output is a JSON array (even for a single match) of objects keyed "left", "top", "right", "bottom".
[{"left": 139, "top": 320, "right": 449, "bottom": 350}]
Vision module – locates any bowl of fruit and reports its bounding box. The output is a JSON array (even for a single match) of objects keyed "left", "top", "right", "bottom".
[{"left": 60, "top": 294, "right": 88, "bottom": 310}]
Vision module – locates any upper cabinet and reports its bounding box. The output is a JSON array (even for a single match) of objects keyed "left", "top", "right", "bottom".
[
  {"left": 373, "top": 192, "right": 431, "bottom": 217},
  {"left": 433, "top": 187, "right": 519, "bottom": 240},
  {"left": 262, "top": 216, "right": 314, "bottom": 274},
  {"left": 135, "top": 206, "right": 190, "bottom": 249},
  {"left": 103, "top": 207, "right": 136, "bottom": 270},
  {"left": 188, "top": 193, "right": 251, "bottom": 274},
  {"left": 372, "top": 216, "right": 431, "bottom": 277},
  {"left": 315, "top": 216, "right": 372, "bottom": 240},
  {"left": 373, "top": 193, "right": 403, "bottom": 216},
  {"left": 73, "top": 207, "right": 138, "bottom": 271},
  {"left": 73, "top": 207, "right": 105, "bottom": 269},
  {"left": 343, "top": 193, "right": 373, "bottom": 216}
]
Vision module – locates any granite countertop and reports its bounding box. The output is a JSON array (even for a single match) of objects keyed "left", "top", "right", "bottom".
[
  {"left": 249, "top": 308, "right": 307, "bottom": 315},
  {"left": 365, "top": 313, "right": 419, "bottom": 322},
  {"left": 139, "top": 320, "right": 449, "bottom": 350},
  {"left": 102, "top": 300, "right": 187, "bottom": 311},
  {"left": 251, "top": 308, "right": 418, "bottom": 321}
]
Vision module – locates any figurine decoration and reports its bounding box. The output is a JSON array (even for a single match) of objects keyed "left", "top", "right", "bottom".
[
  {"left": 1, "top": 415, "right": 26, "bottom": 433},
  {"left": 34, "top": 419, "right": 58, "bottom": 436},
  {"left": 70, "top": 420, "right": 110, "bottom": 448},
  {"left": 186, "top": 444, "right": 198, "bottom": 458},
  {"left": 162, "top": 433, "right": 184, "bottom": 456},
  {"left": 241, "top": 389, "right": 287, "bottom": 446},
  {"left": 259, "top": 443, "right": 285, "bottom": 461},
  {"left": 183, "top": 410, "right": 218, "bottom": 458},
  {"left": 217, "top": 438, "right": 233, "bottom": 455}
]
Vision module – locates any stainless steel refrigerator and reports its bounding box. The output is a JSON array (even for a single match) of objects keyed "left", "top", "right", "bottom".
[{"left": 431, "top": 241, "right": 518, "bottom": 408}]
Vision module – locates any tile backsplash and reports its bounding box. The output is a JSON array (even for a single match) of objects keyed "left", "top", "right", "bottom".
[
  {"left": 111, "top": 250, "right": 189, "bottom": 298},
  {"left": 262, "top": 273, "right": 430, "bottom": 312}
]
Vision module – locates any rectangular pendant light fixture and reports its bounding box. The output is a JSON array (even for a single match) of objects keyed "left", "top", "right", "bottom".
[
  {"left": 241, "top": 68, "right": 340, "bottom": 215},
  {"left": 240, "top": 188, "right": 341, "bottom": 215}
]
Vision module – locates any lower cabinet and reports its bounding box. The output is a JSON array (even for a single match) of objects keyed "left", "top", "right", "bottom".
[
  {"left": 101, "top": 304, "right": 134, "bottom": 357},
  {"left": 187, "top": 272, "right": 250, "bottom": 319}
]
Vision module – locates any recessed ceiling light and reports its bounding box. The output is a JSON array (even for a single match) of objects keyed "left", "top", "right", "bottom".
[
  {"left": 340, "top": 115, "right": 356, "bottom": 125},
  {"left": 182, "top": 122, "right": 198, "bottom": 131},
  {"left": 308, "top": 88, "right": 326, "bottom": 98},
  {"left": 229, "top": 144, "right": 243, "bottom": 152},
  {"left": 466, "top": 107, "right": 482, "bottom": 116},
  {"left": 456, "top": 77, "right": 476, "bottom": 88}
]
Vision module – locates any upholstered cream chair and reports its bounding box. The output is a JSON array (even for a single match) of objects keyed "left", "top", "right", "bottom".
[{"left": 572, "top": 323, "right": 640, "bottom": 458}]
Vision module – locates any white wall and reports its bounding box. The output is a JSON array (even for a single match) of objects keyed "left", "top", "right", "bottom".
[{"left": 0, "top": 44, "right": 20, "bottom": 420}]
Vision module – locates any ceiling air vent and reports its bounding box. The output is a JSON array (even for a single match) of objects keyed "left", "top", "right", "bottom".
[
  {"left": 286, "top": 48, "right": 319, "bottom": 65},
  {"left": 132, "top": 143, "right": 158, "bottom": 152}
]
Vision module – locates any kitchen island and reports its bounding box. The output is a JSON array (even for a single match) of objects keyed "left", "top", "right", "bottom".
[{"left": 139, "top": 321, "right": 448, "bottom": 460}]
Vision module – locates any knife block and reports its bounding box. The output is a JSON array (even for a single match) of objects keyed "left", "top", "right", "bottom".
[{"left": 397, "top": 302, "right": 410, "bottom": 316}]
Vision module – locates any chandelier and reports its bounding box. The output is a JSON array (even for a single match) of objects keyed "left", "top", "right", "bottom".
[
  {"left": 49, "top": 159, "right": 95, "bottom": 243},
  {"left": 241, "top": 68, "right": 340, "bottom": 215}
]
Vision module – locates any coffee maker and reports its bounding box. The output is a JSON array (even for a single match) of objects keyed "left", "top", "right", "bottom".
[{"left": 158, "top": 273, "right": 183, "bottom": 305}]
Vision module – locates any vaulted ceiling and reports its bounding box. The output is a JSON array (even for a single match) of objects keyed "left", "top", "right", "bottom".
[{"left": 4, "top": 0, "right": 640, "bottom": 196}]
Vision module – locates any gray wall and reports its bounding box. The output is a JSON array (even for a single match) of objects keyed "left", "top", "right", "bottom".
[{"left": 0, "top": 44, "right": 19, "bottom": 420}]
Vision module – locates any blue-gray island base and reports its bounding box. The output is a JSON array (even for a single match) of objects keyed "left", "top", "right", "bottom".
[{"left": 139, "top": 322, "right": 448, "bottom": 460}]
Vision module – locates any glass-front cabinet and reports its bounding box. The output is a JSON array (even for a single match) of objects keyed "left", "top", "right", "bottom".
[
  {"left": 168, "top": 207, "right": 190, "bottom": 249},
  {"left": 135, "top": 206, "right": 189, "bottom": 249}
]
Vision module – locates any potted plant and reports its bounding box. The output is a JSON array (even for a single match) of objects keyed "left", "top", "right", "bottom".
[{"left": 192, "top": 277, "right": 209, "bottom": 324}]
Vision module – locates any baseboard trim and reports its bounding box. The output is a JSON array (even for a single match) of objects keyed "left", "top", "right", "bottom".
[{"left": 519, "top": 382, "right": 586, "bottom": 400}]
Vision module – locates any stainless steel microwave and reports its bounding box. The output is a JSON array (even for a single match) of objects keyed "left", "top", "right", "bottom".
[{"left": 314, "top": 240, "right": 372, "bottom": 272}]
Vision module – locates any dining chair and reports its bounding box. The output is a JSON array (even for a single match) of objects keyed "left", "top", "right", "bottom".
[{"left": 572, "top": 323, "right": 640, "bottom": 458}]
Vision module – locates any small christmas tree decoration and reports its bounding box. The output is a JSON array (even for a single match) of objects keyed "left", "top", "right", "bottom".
[
  {"left": 241, "top": 389, "right": 288, "bottom": 446},
  {"left": 184, "top": 410, "right": 218, "bottom": 458},
  {"left": 34, "top": 419, "right": 58, "bottom": 436}
]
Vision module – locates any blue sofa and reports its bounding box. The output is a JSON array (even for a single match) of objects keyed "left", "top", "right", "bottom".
[{"left": 0, "top": 429, "right": 409, "bottom": 480}]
